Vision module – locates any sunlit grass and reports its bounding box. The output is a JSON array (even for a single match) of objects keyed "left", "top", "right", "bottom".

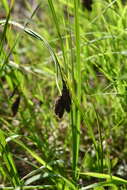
[{"left": 0, "top": 0, "right": 127, "bottom": 189}]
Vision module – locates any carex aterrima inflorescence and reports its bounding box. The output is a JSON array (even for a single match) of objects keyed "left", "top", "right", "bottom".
[{"left": 54, "top": 80, "right": 71, "bottom": 119}]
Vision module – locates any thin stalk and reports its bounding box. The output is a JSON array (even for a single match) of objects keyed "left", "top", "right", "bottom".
[
  {"left": 94, "top": 107, "right": 104, "bottom": 172},
  {"left": 72, "top": 0, "right": 81, "bottom": 181},
  {"left": 47, "top": 0, "right": 67, "bottom": 74}
]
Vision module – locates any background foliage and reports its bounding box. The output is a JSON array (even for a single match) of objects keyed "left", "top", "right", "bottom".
[{"left": 0, "top": 0, "right": 127, "bottom": 189}]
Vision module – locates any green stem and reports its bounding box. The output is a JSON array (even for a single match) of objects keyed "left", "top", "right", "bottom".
[{"left": 72, "top": 0, "right": 81, "bottom": 181}]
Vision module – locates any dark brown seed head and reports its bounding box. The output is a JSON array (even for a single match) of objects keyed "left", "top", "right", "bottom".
[
  {"left": 54, "top": 96, "right": 65, "bottom": 119},
  {"left": 10, "top": 87, "right": 18, "bottom": 98},
  {"left": 61, "top": 81, "right": 71, "bottom": 113},
  {"left": 54, "top": 80, "right": 71, "bottom": 119},
  {"left": 64, "top": 94, "right": 71, "bottom": 112},
  {"left": 82, "top": 0, "right": 93, "bottom": 11},
  {"left": 11, "top": 96, "right": 20, "bottom": 116}
]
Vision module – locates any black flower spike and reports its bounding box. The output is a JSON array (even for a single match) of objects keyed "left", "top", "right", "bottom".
[
  {"left": 54, "top": 80, "right": 71, "bottom": 119},
  {"left": 10, "top": 87, "right": 18, "bottom": 98},
  {"left": 11, "top": 96, "right": 20, "bottom": 116},
  {"left": 62, "top": 81, "right": 71, "bottom": 113},
  {"left": 82, "top": 0, "right": 93, "bottom": 11},
  {"left": 54, "top": 96, "right": 65, "bottom": 119}
]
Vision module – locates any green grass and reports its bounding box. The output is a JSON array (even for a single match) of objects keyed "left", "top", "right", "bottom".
[{"left": 0, "top": 0, "right": 127, "bottom": 189}]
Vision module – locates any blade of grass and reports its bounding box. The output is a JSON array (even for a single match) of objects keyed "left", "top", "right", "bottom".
[
  {"left": 0, "top": 20, "right": 64, "bottom": 81},
  {"left": 0, "top": 185, "right": 54, "bottom": 189},
  {"left": 47, "top": 0, "right": 67, "bottom": 74},
  {"left": 80, "top": 172, "right": 127, "bottom": 185},
  {"left": 71, "top": 0, "right": 81, "bottom": 181},
  {"left": 80, "top": 181, "right": 118, "bottom": 190},
  {"left": 2, "top": 0, "right": 9, "bottom": 14},
  {"left": 0, "top": 8, "right": 11, "bottom": 56},
  {"left": 10, "top": 138, "right": 76, "bottom": 190},
  {"left": 0, "top": 129, "right": 20, "bottom": 186}
]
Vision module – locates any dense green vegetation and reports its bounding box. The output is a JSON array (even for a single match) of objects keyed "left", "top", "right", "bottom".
[{"left": 0, "top": 0, "right": 127, "bottom": 189}]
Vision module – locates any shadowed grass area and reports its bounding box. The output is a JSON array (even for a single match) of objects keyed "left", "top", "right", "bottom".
[{"left": 0, "top": 0, "right": 127, "bottom": 189}]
